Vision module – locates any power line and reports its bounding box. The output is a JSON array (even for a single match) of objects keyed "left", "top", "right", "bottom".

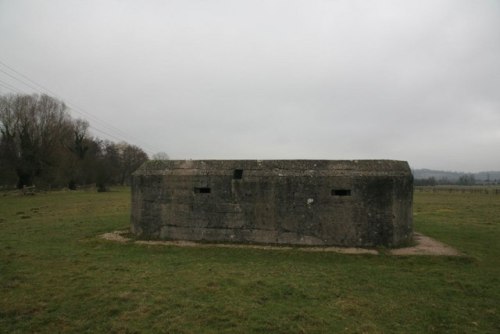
[
  {"left": 0, "top": 80, "right": 23, "bottom": 94},
  {"left": 0, "top": 59, "right": 151, "bottom": 148},
  {"left": 0, "top": 59, "right": 58, "bottom": 95},
  {"left": 0, "top": 84, "right": 18, "bottom": 94},
  {"left": 0, "top": 68, "right": 42, "bottom": 92},
  {"left": 0, "top": 68, "right": 148, "bottom": 150},
  {"left": 0, "top": 59, "right": 161, "bottom": 155},
  {"left": 0, "top": 61, "right": 160, "bottom": 153},
  {"left": 0, "top": 74, "right": 155, "bottom": 154}
]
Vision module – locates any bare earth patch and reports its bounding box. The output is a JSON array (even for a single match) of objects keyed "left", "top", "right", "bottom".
[
  {"left": 100, "top": 231, "right": 130, "bottom": 243},
  {"left": 100, "top": 231, "right": 461, "bottom": 256},
  {"left": 389, "top": 232, "right": 462, "bottom": 256}
]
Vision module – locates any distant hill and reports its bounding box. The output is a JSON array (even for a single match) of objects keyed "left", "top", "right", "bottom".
[{"left": 412, "top": 169, "right": 500, "bottom": 182}]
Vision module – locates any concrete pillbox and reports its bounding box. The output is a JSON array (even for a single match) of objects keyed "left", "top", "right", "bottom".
[{"left": 131, "top": 160, "right": 413, "bottom": 247}]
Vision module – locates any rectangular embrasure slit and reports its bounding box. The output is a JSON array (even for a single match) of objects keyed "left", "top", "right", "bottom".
[
  {"left": 233, "top": 169, "right": 243, "bottom": 179},
  {"left": 194, "top": 187, "right": 211, "bottom": 194},
  {"left": 331, "top": 189, "right": 351, "bottom": 196}
]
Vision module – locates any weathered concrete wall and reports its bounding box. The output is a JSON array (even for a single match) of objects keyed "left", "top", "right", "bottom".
[{"left": 131, "top": 160, "right": 413, "bottom": 247}]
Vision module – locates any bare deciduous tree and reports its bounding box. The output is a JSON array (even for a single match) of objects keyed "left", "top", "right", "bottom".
[
  {"left": 0, "top": 94, "right": 71, "bottom": 188},
  {"left": 152, "top": 151, "right": 170, "bottom": 160},
  {"left": 1, "top": 93, "right": 151, "bottom": 190}
]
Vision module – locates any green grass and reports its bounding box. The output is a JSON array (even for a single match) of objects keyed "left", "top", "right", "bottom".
[{"left": 1, "top": 188, "right": 499, "bottom": 333}]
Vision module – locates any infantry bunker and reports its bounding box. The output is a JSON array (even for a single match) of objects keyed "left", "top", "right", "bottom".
[{"left": 131, "top": 160, "right": 413, "bottom": 247}]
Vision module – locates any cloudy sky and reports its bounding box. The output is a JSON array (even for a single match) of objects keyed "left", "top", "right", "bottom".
[{"left": 0, "top": 0, "right": 499, "bottom": 172}]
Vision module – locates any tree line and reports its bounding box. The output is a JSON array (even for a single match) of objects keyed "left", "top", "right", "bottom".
[
  {"left": 0, "top": 93, "right": 150, "bottom": 191},
  {"left": 414, "top": 174, "right": 485, "bottom": 186}
]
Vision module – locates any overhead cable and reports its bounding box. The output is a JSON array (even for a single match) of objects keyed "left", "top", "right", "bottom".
[{"left": 0, "top": 59, "right": 161, "bottom": 154}]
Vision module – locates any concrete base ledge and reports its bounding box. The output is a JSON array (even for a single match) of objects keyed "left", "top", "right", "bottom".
[{"left": 101, "top": 231, "right": 462, "bottom": 256}]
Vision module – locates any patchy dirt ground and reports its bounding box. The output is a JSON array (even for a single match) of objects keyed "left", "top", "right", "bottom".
[
  {"left": 101, "top": 230, "right": 461, "bottom": 256},
  {"left": 389, "top": 232, "right": 462, "bottom": 256}
]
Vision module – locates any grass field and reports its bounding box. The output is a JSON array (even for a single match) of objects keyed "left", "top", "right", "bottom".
[{"left": 1, "top": 188, "right": 499, "bottom": 333}]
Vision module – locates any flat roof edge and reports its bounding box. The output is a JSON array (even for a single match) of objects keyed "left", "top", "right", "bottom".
[{"left": 133, "top": 159, "right": 412, "bottom": 176}]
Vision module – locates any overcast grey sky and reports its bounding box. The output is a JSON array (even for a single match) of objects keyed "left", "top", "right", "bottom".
[{"left": 0, "top": 0, "right": 499, "bottom": 172}]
